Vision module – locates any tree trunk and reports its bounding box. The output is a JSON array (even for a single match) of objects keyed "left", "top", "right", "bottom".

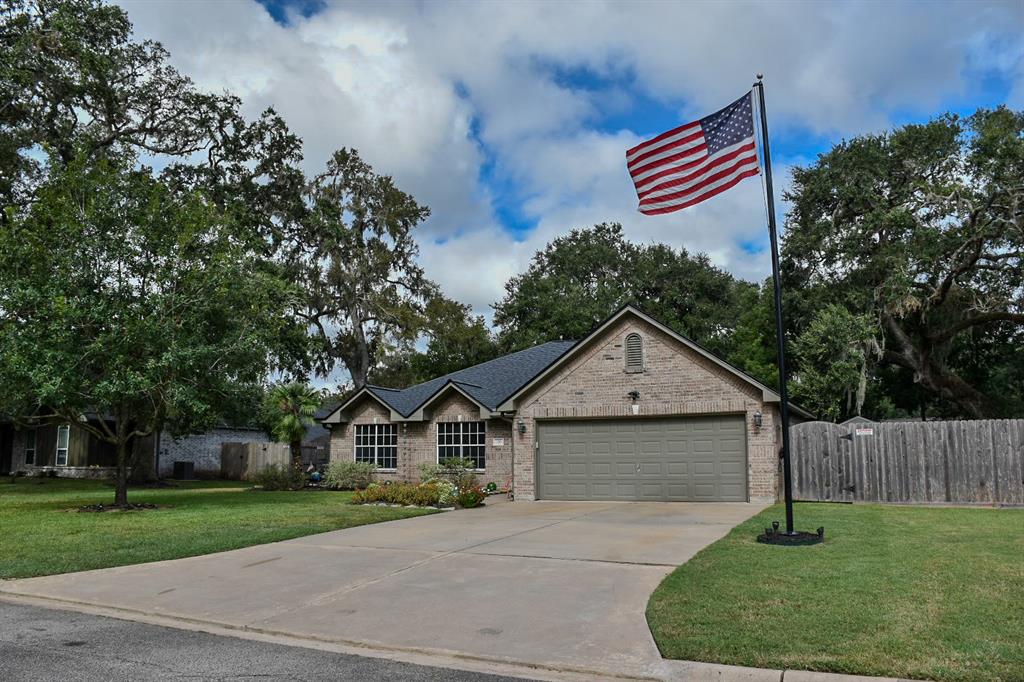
[
  {"left": 114, "top": 438, "right": 129, "bottom": 506},
  {"left": 291, "top": 440, "right": 303, "bottom": 469},
  {"left": 883, "top": 314, "right": 990, "bottom": 418}
]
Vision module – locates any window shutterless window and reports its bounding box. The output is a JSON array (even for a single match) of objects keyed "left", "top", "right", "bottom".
[
  {"left": 353, "top": 424, "right": 397, "bottom": 470},
  {"left": 24, "top": 428, "right": 37, "bottom": 465},
  {"left": 55, "top": 425, "right": 70, "bottom": 466},
  {"left": 436, "top": 421, "right": 486, "bottom": 470}
]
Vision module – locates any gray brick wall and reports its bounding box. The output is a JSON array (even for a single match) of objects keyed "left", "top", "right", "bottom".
[{"left": 158, "top": 428, "right": 271, "bottom": 476}]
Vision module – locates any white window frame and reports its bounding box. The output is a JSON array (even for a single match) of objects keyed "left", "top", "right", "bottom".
[
  {"left": 55, "top": 424, "right": 70, "bottom": 466},
  {"left": 24, "top": 428, "right": 37, "bottom": 466},
  {"left": 436, "top": 421, "right": 486, "bottom": 471},
  {"left": 353, "top": 423, "right": 397, "bottom": 471}
]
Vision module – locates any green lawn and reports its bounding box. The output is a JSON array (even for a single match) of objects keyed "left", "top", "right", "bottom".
[
  {"left": 647, "top": 503, "right": 1024, "bottom": 682},
  {"left": 0, "top": 477, "right": 436, "bottom": 579}
]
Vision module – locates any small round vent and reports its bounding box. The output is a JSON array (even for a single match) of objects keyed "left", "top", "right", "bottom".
[{"left": 625, "top": 333, "right": 643, "bottom": 372}]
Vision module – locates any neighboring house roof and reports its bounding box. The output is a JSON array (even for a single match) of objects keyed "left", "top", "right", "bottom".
[
  {"left": 322, "top": 341, "right": 576, "bottom": 423},
  {"left": 322, "top": 304, "right": 813, "bottom": 423}
]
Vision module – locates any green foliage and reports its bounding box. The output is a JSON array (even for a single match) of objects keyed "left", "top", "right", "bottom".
[
  {"left": 418, "top": 458, "right": 479, "bottom": 491},
  {"left": 783, "top": 108, "right": 1024, "bottom": 418},
  {"left": 293, "top": 148, "right": 435, "bottom": 390},
  {"left": 323, "top": 461, "right": 376, "bottom": 490},
  {"left": 250, "top": 464, "right": 305, "bottom": 491},
  {"left": 791, "top": 305, "right": 879, "bottom": 421},
  {"left": 351, "top": 481, "right": 443, "bottom": 507},
  {"left": 493, "top": 223, "right": 752, "bottom": 359},
  {"left": 261, "top": 382, "right": 320, "bottom": 465},
  {"left": 455, "top": 486, "right": 486, "bottom": 509},
  {"left": 0, "top": 155, "right": 295, "bottom": 503},
  {"left": 371, "top": 295, "right": 499, "bottom": 387}
]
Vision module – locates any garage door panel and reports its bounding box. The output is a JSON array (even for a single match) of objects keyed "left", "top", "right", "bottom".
[{"left": 537, "top": 416, "right": 747, "bottom": 502}]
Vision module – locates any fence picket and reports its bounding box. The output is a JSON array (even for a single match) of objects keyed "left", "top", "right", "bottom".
[{"left": 789, "top": 419, "right": 1024, "bottom": 504}]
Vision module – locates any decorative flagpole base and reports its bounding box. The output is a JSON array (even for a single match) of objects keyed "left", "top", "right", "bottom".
[{"left": 757, "top": 522, "right": 824, "bottom": 546}]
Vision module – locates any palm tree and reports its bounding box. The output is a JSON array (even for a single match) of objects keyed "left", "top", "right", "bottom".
[{"left": 264, "top": 382, "right": 320, "bottom": 468}]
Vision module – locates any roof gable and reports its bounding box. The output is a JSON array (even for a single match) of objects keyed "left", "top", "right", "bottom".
[
  {"left": 321, "top": 340, "right": 576, "bottom": 423},
  {"left": 496, "top": 305, "right": 813, "bottom": 419}
]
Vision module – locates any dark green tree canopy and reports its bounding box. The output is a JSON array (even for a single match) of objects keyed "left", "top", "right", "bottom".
[
  {"left": 493, "top": 223, "right": 753, "bottom": 359},
  {"left": 0, "top": 155, "right": 293, "bottom": 502},
  {"left": 783, "top": 107, "right": 1024, "bottom": 417}
]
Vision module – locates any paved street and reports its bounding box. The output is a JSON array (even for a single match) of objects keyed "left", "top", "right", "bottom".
[{"left": 0, "top": 601, "right": 531, "bottom": 682}]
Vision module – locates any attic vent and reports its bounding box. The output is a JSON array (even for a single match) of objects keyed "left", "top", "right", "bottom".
[{"left": 624, "top": 333, "right": 644, "bottom": 373}]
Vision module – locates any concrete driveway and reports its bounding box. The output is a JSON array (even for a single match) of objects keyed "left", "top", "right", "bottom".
[{"left": 1, "top": 499, "right": 764, "bottom": 680}]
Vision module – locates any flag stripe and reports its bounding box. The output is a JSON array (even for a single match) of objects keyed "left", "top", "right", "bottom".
[
  {"left": 626, "top": 129, "right": 704, "bottom": 169},
  {"left": 625, "top": 120, "right": 701, "bottom": 161},
  {"left": 639, "top": 167, "right": 760, "bottom": 216},
  {"left": 639, "top": 156, "right": 759, "bottom": 210},
  {"left": 628, "top": 143, "right": 708, "bottom": 183},
  {"left": 639, "top": 157, "right": 760, "bottom": 209},
  {"left": 637, "top": 140, "right": 757, "bottom": 200},
  {"left": 627, "top": 91, "right": 758, "bottom": 216}
]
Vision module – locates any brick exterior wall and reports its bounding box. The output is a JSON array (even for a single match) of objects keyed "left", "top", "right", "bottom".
[
  {"left": 511, "top": 317, "right": 781, "bottom": 502},
  {"left": 329, "top": 391, "right": 513, "bottom": 488},
  {"left": 158, "top": 428, "right": 270, "bottom": 476},
  {"left": 327, "top": 314, "right": 783, "bottom": 503}
]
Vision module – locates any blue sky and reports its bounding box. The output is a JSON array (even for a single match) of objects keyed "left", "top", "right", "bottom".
[{"left": 124, "top": 0, "right": 1023, "bottom": 315}]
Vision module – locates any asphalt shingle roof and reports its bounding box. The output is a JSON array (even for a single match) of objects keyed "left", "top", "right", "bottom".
[{"left": 364, "top": 341, "right": 577, "bottom": 417}]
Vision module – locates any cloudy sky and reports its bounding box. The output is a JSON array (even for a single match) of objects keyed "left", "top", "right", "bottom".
[{"left": 122, "top": 0, "right": 1022, "bottom": 320}]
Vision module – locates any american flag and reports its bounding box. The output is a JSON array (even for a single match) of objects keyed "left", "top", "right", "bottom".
[{"left": 627, "top": 92, "right": 759, "bottom": 215}]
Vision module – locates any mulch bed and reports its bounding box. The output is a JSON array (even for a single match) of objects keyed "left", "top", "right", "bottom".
[{"left": 77, "top": 503, "right": 160, "bottom": 513}]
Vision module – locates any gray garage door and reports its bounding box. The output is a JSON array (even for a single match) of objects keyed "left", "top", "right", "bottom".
[{"left": 536, "top": 416, "right": 747, "bottom": 501}]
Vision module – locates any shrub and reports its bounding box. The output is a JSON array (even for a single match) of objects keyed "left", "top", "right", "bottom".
[
  {"left": 251, "top": 464, "right": 304, "bottom": 491},
  {"left": 484, "top": 481, "right": 498, "bottom": 493},
  {"left": 324, "top": 461, "right": 376, "bottom": 490},
  {"left": 419, "top": 457, "right": 479, "bottom": 490},
  {"left": 351, "top": 482, "right": 442, "bottom": 507},
  {"left": 456, "top": 486, "right": 485, "bottom": 508},
  {"left": 434, "top": 480, "right": 457, "bottom": 506}
]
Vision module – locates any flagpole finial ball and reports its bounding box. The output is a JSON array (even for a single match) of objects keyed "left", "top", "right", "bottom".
[{"left": 756, "top": 73, "right": 763, "bottom": 80}]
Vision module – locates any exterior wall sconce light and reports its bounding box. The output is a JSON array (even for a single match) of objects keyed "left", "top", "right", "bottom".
[
  {"left": 753, "top": 411, "right": 763, "bottom": 429},
  {"left": 517, "top": 419, "right": 527, "bottom": 434},
  {"left": 628, "top": 390, "right": 640, "bottom": 401}
]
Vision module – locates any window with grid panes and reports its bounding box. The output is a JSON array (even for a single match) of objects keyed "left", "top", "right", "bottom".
[
  {"left": 353, "top": 423, "right": 397, "bottom": 470},
  {"left": 436, "top": 421, "right": 486, "bottom": 470}
]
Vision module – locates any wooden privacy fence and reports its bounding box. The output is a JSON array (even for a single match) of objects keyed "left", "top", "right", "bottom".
[
  {"left": 790, "top": 419, "right": 1024, "bottom": 505},
  {"left": 220, "top": 441, "right": 291, "bottom": 480}
]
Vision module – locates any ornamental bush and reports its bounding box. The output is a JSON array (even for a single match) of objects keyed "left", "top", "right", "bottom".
[
  {"left": 251, "top": 464, "right": 304, "bottom": 491},
  {"left": 455, "top": 486, "right": 486, "bottom": 508},
  {"left": 351, "top": 482, "right": 442, "bottom": 507},
  {"left": 324, "top": 461, "right": 376, "bottom": 490},
  {"left": 418, "top": 457, "right": 479, "bottom": 490}
]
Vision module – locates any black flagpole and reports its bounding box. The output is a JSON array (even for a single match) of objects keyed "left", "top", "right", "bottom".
[{"left": 753, "top": 74, "right": 796, "bottom": 535}]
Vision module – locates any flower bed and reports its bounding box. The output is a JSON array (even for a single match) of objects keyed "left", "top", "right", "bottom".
[{"left": 351, "top": 480, "right": 486, "bottom": 509}]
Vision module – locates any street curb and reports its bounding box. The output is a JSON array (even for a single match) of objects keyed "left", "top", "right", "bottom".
[{"left": 0, "top": 590, "right": 924, "bottom": 682}]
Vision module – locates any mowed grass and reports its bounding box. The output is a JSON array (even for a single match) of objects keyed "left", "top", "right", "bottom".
[
  {"left": 0, "top": 477, "right": 436, "bottom": 579},
  {"left": 647, "top": 503, "right": 1024, "bottom": 682}
]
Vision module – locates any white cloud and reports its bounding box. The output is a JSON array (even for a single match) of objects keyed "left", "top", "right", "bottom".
[{"left": 121, "top": 0, "right": 1022, "bottom": 319}]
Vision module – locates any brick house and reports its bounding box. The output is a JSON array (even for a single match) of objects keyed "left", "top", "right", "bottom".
[{"left": 322, "top": 306, "right": 811, "bottom": 502}]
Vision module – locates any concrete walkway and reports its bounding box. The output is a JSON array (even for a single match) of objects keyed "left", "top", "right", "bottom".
[{"left": 2, "top": 499, "right": 764, "bottom": 679}]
